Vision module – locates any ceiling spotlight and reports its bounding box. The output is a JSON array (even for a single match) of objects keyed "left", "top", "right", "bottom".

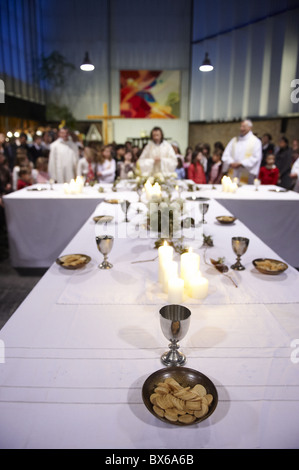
[
  {"left": 199, "top": 52, "right": 214, "bottom": 72},
  {"left": 80, "top": 52, "right": 95, "bottom": 72}
]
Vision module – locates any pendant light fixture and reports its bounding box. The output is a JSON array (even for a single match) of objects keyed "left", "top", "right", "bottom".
[
  {"left": 80, "top": 52, "right": 95, "bottom": 71},
  {"left": 199, "top": 52, "right": 213, "bottom": 72}
]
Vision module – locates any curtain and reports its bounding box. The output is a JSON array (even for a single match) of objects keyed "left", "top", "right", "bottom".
[
  {"left": 190, "top": 0, "right": 299, "bottom": 121},
  {"left": 0, "top": 0, "right": 44, "bottom": 103}
]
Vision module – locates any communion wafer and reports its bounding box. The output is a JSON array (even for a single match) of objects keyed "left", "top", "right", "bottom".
[
  {"left": 153, "top": 405, "right": 164, "bottom": 418},
  {"left": 150, "top": 377, "right": 213, "bottom": 424},
  {"left": 191, "top": 384, "right": 207, "bottom": 397},
  {"left": 178, "top": 414, "right": 196, "bottom": 424},
  {"left": 194, "top": 403, "right": 209, "bottom": 418}
]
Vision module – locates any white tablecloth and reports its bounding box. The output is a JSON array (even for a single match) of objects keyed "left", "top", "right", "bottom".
[
  {"left": 3, "top": 183, "right": 127, "bottom": 268},
  {"left": 3, "top": 182, "right": 299, "bottom": 268},
  {"left": 193, "top": 184, "right": 299, "bottom": 268},
  {"left": 0, "top": 198, "right": 299, "bottom": 449}
]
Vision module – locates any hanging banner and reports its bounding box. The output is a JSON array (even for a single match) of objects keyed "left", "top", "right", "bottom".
[{"left": 120, "top": 70, "right": 180, "bottom": 119}]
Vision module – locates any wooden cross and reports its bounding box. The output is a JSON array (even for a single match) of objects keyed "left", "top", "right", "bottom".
[{"left": 87, "top": 103, "right": 124, "bottom": 145}]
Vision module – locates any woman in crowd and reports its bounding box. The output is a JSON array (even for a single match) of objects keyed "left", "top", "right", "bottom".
[
  {"left": 275, "top": 136, "right": 293, "bottom": 189},
  {"left": 97, "top": 145, "right": 116, "bottom": 184},
  {"left": 188, "top": 149, "right": 206, "bottom": 184}
]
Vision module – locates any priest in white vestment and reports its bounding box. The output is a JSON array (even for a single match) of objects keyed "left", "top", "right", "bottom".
[
  {"left": 222, "top": 120, "right": 262, "bottom": 183},
  {"left": 48, "top": 128, "right": 79, "bottom": 183},
  {"left": 138, "top": 127, "right": 178, "bottom": 176}
]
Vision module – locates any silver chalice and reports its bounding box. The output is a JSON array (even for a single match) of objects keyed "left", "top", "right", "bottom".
[
  {"left": 136, "top": 187, "right": 143, "bottom": 203},
  {"left": 199, "top": 203, "right": 209, "bottom": 224},
  {"left": 159, "top": 304, "right": 191, "bottom": 367},
  {"left": 96, "top": 235, "right": 114, "bottom": 269},
  {"left": 121, "top": 200, "right": 131, "bottom": 223},
  {"left": 231, "top": 237, "right": 249, "bottom": 271}
]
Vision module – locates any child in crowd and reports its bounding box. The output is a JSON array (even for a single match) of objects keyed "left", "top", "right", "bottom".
[
  {"left": 17, "top": 168, "right": 33, "bottom": 190},
  {"left": 175, "top": 157, "right": 185, "bottom": 179},
  {"left": 77, "top": 147, "right": 97, "bottom": 183},
  {"left": 188, "top": 149, "right": 206, "bottom": 184},
  {"left": 97, "top": 145, "right": 116, "bottom": 184},
  {"left": 258, "top": 153, "right": 280, "bottom": 185},
  {"left": 208, "top": 149, "right": 223, "bottom": 184},
  {"left": 116, "top": 150, "right": 135, "bottom": 179},
  {"left": 36, "top": 157, "right": 49, "bottom": 184}
]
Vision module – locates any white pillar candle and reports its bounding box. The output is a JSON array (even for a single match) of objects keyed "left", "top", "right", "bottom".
[
  {"left": 162, "top": 261, "right": 178, "bottom": 293},
  {"left": 158, "top": 242, "right": 174, "bottom": 283},
  {"left": 64, "top": 183, "right": 70, "bottom": 194},
  {"left": 144, "top": 180, "right": 153, "bottom": 200},
  {"left": 180, "top": 249, "right": 200, "bottom": 287},
  {"left": 189, "top": 274, "right": 209, "bottom": 299},
  {"left": 231, "top": 182, "right": 238, "bottom": 193},
  {"left": 168, "top": 277, "right": 184, "bottom": 304}
]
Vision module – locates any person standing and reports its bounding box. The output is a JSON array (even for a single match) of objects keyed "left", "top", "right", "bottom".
[
  {"left": 258, "top": 154, "right": 280, "bottom": 185},
  {"left": 138, "top": 127, "right": 177, "bottom": 176},
  {"left": 275, "top": 136, "right": 293, "bottom": 189},
  {"left": 221, "top": 120, "right": 262, "bottom": 184},
  {"left": 188, "top": 149, "right": 206, "bottom": 184},
  {"left": 29, "top": 134, "right": 46, "bottom": 166},
  {"left": 77, "top": 146, "right": 97, "bottom": 184},
  {"left": 97, "top": 145, "right": 116, "bottom": 184},
  {"left": 48, "top": 128, "right": 79, "bottom": 183},
  {"left": 261, "top": 133, "right": 275, "bottom": 167}
]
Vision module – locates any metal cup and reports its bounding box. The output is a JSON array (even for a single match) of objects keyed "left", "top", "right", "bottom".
[
  {"left": 159, "top": 304, "right": 191, "bottom": 366},
  {"left": 231, "top": 237, "right": 249, "bottom": 271},
  {"left": 96, "top": 235, "right": 114, "bottom": 269}
]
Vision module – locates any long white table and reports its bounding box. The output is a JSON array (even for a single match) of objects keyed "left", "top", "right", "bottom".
[
  {"left": 3, "top": 182, "right": 299, "bottom": 269},
  {"left": 193, "top": 184, "right": 299, "bottom": 268},
  {"left": 0, "top": 194, "right": 299, "bottom": 449}
]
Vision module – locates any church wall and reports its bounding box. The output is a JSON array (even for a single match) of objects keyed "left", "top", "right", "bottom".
[
  {"left": 39, "top": 0, "right": 192, "bottom": 150},
  {"left": 190, "top": 1, "right": 299, "bottom": 122}
]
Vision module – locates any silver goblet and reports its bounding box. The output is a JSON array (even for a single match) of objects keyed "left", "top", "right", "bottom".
[
  {"left": 121, "top": 200, "right": 131, "bottom": 222},
  {"left": 136, "top": 187, "right": 143, "bottom": 203},
  {"left": 96, "top": 235, "right": 114, "bottom": 269},
  {"left": 231, "top": 237, "right": 249, "bottom": 271},
  {"left": 159, "top": 304, "right": 191, "bottom": 367},
  {"left": 199, "top": 203, "right": 209, "bottom": 224}
]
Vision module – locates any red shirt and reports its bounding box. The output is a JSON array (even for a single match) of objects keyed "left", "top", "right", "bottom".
[
  {"left": 17, "top": 179, "right": 32, "bottom": 190},
  {"left": 258, "top": 166, "right": 280, "bottom": 185},
  {"left": 188, "top": 162, "right": 206, "bottom": 184}
]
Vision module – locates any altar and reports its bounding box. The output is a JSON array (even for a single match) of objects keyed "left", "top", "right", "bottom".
[
  {"left": 0, "top": 194, "right": 299, "bottom": 449},
  {"left": 3, "top": 182, "right": 299, "bottom": 268}
]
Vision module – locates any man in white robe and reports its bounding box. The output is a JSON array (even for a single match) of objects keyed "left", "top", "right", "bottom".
[
  {"left": 138, "top": 127, "right": 177, "bottom": 176},
  {"left": 48, "top": 128, "right": 79, "bottom": 183},
  {"left": 222, "top": 120, "right": 262, "bottom": 183},
  {"left": 290, "top": 157, "right": 299, "bottom": 192}
]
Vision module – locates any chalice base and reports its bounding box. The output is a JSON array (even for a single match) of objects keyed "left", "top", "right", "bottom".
[
  {"left": 230, "top": 262, "right": 245, "bottom": 271},
  {"left": 161, "top": 349, "right": 187, "bottom": 367},
  {"left": 98, "top": 261, "right": 113, "bottom": 270}
]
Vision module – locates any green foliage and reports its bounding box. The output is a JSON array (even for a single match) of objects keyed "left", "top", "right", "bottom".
[
  {"left": 46, "top": 103, "right": 77, "bottom": 130},
  {"left": 39, "top": 51, "right": 76, "bottom": 88}
]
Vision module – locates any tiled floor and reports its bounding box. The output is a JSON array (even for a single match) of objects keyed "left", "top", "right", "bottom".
[{"left": 0, "top": 224, "right": 46, "bottom": 330}]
